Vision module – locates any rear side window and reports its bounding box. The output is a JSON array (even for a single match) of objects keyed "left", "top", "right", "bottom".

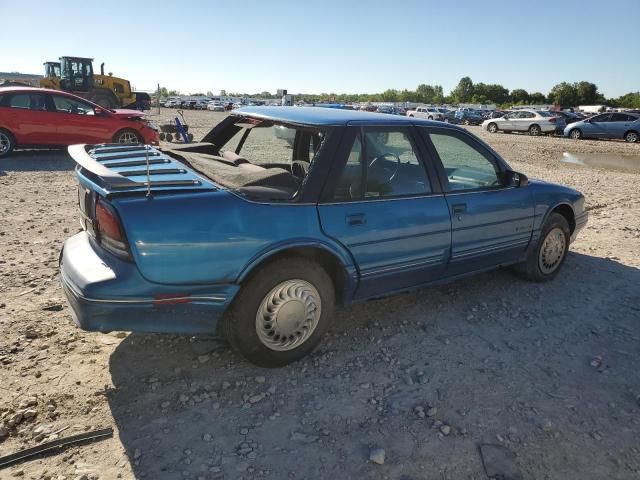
[
  {"left": 610, "top": 113, "right": 631, "bottom": 122},
  {"left": 4, "top": 93, "right": 48, "bottom": 110}
]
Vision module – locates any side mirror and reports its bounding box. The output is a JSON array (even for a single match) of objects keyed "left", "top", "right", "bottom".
[{"left": 503, "top": 170, "right": 528, "bottom": 187}]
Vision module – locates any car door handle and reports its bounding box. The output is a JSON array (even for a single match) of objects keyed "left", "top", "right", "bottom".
[
  {"left": 452, "top": 203, "right": 467, "bottom": 214},
  {"left": 346, "top": 213, "right": 366, "bottom": 226}
]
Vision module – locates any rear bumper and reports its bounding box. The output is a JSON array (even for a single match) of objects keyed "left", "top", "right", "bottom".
[{"left": 59, "top": 232, "right": 239, "bottom": 334}]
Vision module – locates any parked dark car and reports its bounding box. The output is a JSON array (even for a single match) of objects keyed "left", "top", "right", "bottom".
[
  {"left": 552, "top": 111, "right": 585, "bottom": 126},
  {"left": 454, "top": 109, "right": 484, "bottom": 125},
  {"left": 442, "top": 110, "right": 463, "bottom": 124},
  {"left": 60, "top": 107, "right": 587, "bottom": 367}
]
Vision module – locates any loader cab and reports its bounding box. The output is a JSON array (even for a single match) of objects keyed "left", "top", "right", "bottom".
[
  {"left": 59, "top": 56, "right": 94, "bottom": 92},
  {"left": 44, "top": 62, "right": 61, "bottom": 78},
  {"left": 40, "top": 61, "right": 62, "bottom": 89}
]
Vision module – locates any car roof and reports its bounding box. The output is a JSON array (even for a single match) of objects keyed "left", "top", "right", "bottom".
[
  {"left": 235, "top": 106, "right": 450, "bottom": 127},
  {"left": 0, "top": 86, "right": 63, "bottom": 95}
]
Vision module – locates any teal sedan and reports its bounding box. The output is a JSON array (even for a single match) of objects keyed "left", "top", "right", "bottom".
[{"left": 564, "top": 112, "right": 640, "bottom": 142}]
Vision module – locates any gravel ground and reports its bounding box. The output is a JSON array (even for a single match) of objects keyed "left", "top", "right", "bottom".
[{"left": 1, "top": 109, "right": 639, "bottom": 480}]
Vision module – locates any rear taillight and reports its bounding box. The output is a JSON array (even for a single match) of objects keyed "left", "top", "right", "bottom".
[
  {"left": 549, "top": 117, "right": 557, "bottom": 123},
  {"left": 95, "top": 198, "right": 131, "bottom": 260}
]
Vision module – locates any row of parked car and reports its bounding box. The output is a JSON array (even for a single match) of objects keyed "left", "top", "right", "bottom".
[
  {"left": 481, "top": 109, "right": 640, "bottom": 142},
  {"left": 401, "top": 105, "right": 640, "bottom": 143}
]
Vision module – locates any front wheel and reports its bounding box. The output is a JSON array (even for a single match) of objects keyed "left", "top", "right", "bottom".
[
  {"left": 487, "top": 123, "right": 498, "bottom": 133},
  {"left": 513, "top": 213, "right": 570, "bottom": 282},
  {"left": 113, "top": 128, "right": 143, "bottom": 144},
  {"left": 0, "top": 129, "right": 15, "bottom": 158},
  {"left": 221, "top": 257, "right": 335, "bottom": 367},
  {"left": 569, "top": 128, "right": 582, "bottom": 140},
  {"left": 624, "top": 131, "right": 638, "bottom": 143}
]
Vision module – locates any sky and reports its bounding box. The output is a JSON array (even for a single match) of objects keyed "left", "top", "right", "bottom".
[{"left": 2, "top": 0, "right": 638, "bottom": 98}]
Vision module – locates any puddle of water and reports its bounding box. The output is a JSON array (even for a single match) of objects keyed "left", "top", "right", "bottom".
[{"left": 561, "top": 152, "right": 640, "bottom": 173}]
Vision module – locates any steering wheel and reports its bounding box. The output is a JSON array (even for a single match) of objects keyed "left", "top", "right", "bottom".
[{"left": 368, "top": 153, "right": 401, "bottom": 185}]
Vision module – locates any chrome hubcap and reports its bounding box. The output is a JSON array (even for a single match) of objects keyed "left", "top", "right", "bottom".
[
  {"left": 489, "top": 124, "right": 497, "bottom": 133},
  {"left": 118, "top": 131, "right": 139, "bottom": 144},
  {"left": 571, "top": 130, "right": 580, "bottom": 139},
  {"left": 0, "top": 133, "right": 10, "bottom": 153},
  {"left": 627, "top": 133, "right": 638, "bottom": 142},
  {"left": 530, "top": 126, "right": 540, "bottom": 135},
  {"left": 255, "top": 279, "right": 321, "bottom": 351},
  {"left": 539, "top": 227, "right": 566, "bottom": 274}
]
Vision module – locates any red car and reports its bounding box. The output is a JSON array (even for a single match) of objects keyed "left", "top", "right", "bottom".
[{"left": 0, "top": 87, "right": 159, "bottom": 158}]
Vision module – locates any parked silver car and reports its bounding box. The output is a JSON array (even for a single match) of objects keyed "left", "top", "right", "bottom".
[
  {"left": 483, "top": 109, "right": 565, "bottom": 136},
  {"left": 564, "top": 112, "right": 640, "bottom": 143}
]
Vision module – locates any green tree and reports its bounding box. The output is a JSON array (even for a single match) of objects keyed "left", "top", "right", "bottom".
[
  {"left": 548, "top": 82, "right": 578, "bottom": 106},
  {"left": 452, "top": 77, "right": 474, "bottom": 103},
  {"left": 615, "top": 92, "right": 640, "bottom": 108},
  {"left": 528, "top": 92, "right": 547, "bottom": 104},
  {"left": 575, "top": 81, "right": 599, "bottom": 104},
  {"left": 510, "top": 89, "right": 530, "bottom": 104}
]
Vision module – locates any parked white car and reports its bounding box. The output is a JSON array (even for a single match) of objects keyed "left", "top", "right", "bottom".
[
  {"left": 406, "top": 106, "right": 447, "bottom": 121},
  {"left": 483, "top": 109, "right": 565, "bottom": 136},
  {"left": 207, "top": 101, "right": 225, "bottom": 112}
]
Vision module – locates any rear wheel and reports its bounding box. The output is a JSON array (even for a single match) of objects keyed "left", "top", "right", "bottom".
[
  {"left": 529, "top": 124, "right": 541, "bottom": 136},
  {"left": 569, "top": 128, "right": 582, "bottom": 140},
  {"left": 487, "top": 122, "right": 498, "bottom": 133},
  {"left": 0, "top": 129, "right": 15, "bottom": 158},
  {"left": 113, "top": 129, "right": 143, "bottom": 144},
  {"left": 624, "top": 130, "right": 638, "bottom": 143},
  {"left": 513, "top": 213, "right": 570, "bottom": 282},
  {"left": 464, "top": 119, "right": 470, "bottom": 125},
  {"left": 221, "top": 257, "right": 335, "bottom": 367}
]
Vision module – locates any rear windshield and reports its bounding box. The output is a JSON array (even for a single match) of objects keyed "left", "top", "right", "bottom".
[{"left": 170, "top": 117, "right": 326, "bottom": 201}]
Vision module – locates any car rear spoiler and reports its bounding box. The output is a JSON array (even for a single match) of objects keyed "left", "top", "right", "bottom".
[
  {"left": 68, "top": 144, "right": 140, "bottom": 189},
  {"left": 68, "top": 144, "right": 211, "bottom": 192}
]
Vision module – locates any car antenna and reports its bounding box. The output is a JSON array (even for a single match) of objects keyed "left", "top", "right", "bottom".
[{"left": 145, "top": 144, "right": 152, "bottom": 197}]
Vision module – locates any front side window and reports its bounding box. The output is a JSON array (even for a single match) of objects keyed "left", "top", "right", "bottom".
[
  {"left": 428, "top": 131, "right": 500, "bottom": 191},
  {"left": 331, "top": 128, "right": 431, "bottom": 201},
  {"left": 51, "top": 95, "right": 95, "bottom": 115}
]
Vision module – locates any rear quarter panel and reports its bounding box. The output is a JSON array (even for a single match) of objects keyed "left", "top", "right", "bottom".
[{"left": 112, "top": 191, "right": 354, "bottom": 285}]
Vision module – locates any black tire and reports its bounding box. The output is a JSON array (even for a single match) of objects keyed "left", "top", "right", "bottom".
[
  {"left": 91, "top": 91, "right": 118, "bottom": 110},
  {"left": 624, "top": 130, "right": 639, "bottom": 143},
  {"left": 187, "top": 133, "right": 194, "bottom": 142},
  {"left": 529, "top": 124, "right": 541, "bottom": 136},
  {"left": 569, "top": 128, "right": 582, "bottom": 140},
  {"left": 158, "top": 132, "right": 166, "bottom": 141},
  {"left": 0, "top": 128, "right": 15, "bottom": 158},
  {"left": 487, "top": 122, "right": 498, "bottom": 133},
  {"left": 427, "top": 116, "right": 433, "bottom": 120},
  {"left": 113, "top": 128, "right": 143, "bottom": 144},
  {"left": 464, "top": 119, "right": 470, "bottom": 125},
  {"left": 221, "top": 257, "right": 335, "bottom": 367},
  {"left": 513, "top": 213, "right": 570, "bottom": 282},
  {"left": 165, "top": 133, "right": 173, "bottom": 142}
]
